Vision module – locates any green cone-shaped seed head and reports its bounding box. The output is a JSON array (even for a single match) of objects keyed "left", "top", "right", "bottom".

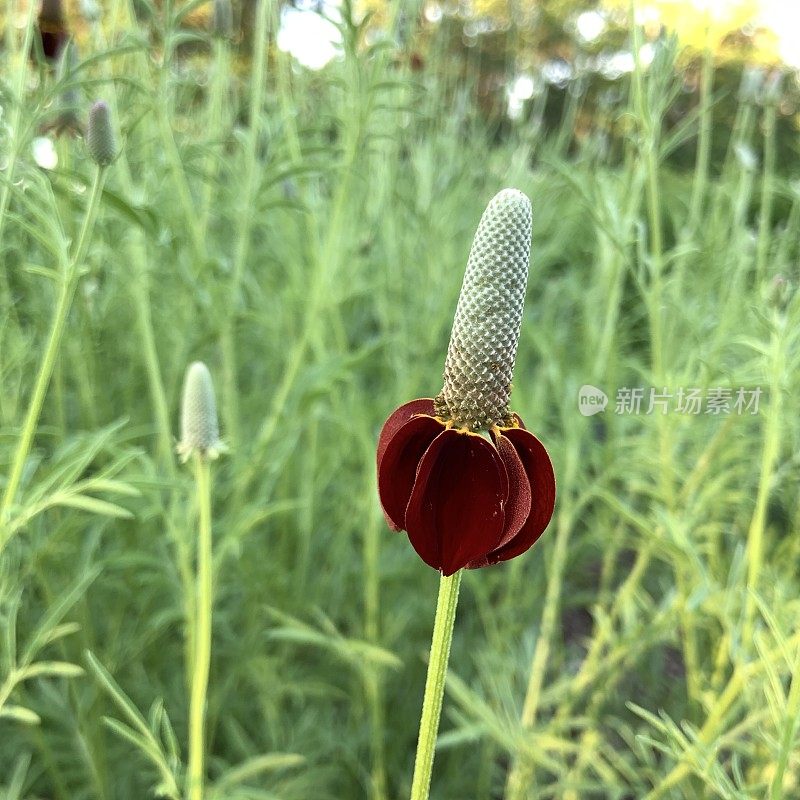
[
  {"left": 435, "top": 188, "right": 532, "bottom": 430},
  {"left": 86, "top": 100, "right": 116, "bottom": 166},
  {"left": 177, "top": 362, "right": 225, "bottom": 462}
]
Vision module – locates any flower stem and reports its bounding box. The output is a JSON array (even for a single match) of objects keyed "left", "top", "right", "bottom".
[
  {"left": 187, "top": 455, "right": 213, "bottom": 800},
  {"left": 409, "top": 570, "right": 462, "bottom": 800}
]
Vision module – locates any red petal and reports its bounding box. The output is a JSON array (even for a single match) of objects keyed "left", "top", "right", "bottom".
[
  {"left": 405, "top": 430, "right": 506, "bottom": 575},
  {"left": 493, "top": 433, "right": 532, "bottom": 547},
  {"left": 377, "top": 402, "right": 443, "bottom": 531},
  {"left": 483, "top": 427, "right": 555, "bottom": 564},
  {"left": 466, "top": 433, "right": 532, "bottom": 569},
  {"left": 377, "top": 399, "right": 436, "bottom": 466}
]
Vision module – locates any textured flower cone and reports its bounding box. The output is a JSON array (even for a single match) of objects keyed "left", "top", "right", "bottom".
[
  {"left": 86, "top": 100, "right": 116, "bottom": 166},
  {"left": 377, "top": 189, "right": 555, "bottom": 576},
  {"left": 436, "top": 188, "right": 532, "bottom": 430},
  {"left": 178, "top": 362, "right": 225, "bottom": 462}
]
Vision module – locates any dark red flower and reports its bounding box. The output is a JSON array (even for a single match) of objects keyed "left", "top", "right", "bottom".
[
  {"left": 376, "top": 189, "right": 556, "bottom": 574},
  {"left": 377, "top": 399, "right": 555, "bottom": 576}
]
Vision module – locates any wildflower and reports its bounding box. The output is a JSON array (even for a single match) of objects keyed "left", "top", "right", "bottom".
[
  {"left": 86, "top": 101, "right": 116, "bottom": 167},
  {"left": 377, "top": 189, "right": 556, "bottom": 575},
  {"left": 177, "top": 362, "right": 226, "bottom": 462}
]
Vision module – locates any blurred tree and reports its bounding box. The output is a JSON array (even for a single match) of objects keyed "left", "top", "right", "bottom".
[{"left": 353, "top": 0, "right": 799, "bottom": 178}]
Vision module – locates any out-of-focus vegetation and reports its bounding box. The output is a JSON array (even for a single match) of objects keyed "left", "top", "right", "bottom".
[
  {"left": 1, "top": 1, "right": 800, "bottom": 799},
  {"left": 357, "top": 0, "right": 800, "bottom": 168}
]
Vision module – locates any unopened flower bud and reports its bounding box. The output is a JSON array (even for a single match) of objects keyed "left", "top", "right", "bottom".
[
  {"left": 86, "top": 100, "right": 116, "bottom": 166},
  {"left": 177, "top": 362, "right": 226, "bottom": 462}
]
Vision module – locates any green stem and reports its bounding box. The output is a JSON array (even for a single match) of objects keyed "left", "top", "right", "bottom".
[
  {"left": 756, "top": 103, "right": 777, "bottom": 285},
  {"left": 220, "top": 0, "right": 271, "bottom": 450},
  {"left": 630, "top": 10, "right": 665, "bottom": 387},
  {"left": 363, "top": 472, "right": 386, "bottom": 799},
  {"left": 409, "top": 570, "right": 462, "bottom": 800},
  {"left": 688, "top": 44, "right": 714, "bottom": 226},
  {"left": 241, "top": 164, "right": 356, "bottom": 494},
  {"left": 154, "top": 98, "right": 205, "bottom": 267},
  {"left": 187, "top": 455, "right": 213, "bottom": 800},
  {"left": 154, "top": 10, "right": 205, "bottom": 268},
  {"left": 504, "top": 508, "right": 573, "bottom": 800},
  {"left": 365, "top": 667, "right": 388, "bottom": 800},
  {"left": 743, "top": 321, "right": 784, "bottom": 643},
  {"left": 0, "top": 166, "right": 106, "bottom": 527},
  {"left": 644, "top": 629, "right": 800, "bottom": 799},
  {"left": 0, "top": 0, "right": 37, "bottom": 301},
  {"left": 131, "top": 264, "right": 176, "bottom": 476},
  {"left": 84, "top": 1, "right": 174, "bottom": 474},
  {"left": 630, "top": 9, "right": 673, "bottom": 511},
  {"left": 770, "top": 644, "right": 800, "bottom": 800},
  {"left": 199, "top": 37, "right": 231, "bottom": 231}
]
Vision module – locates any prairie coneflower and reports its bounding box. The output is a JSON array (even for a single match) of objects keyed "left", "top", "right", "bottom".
[
  {"left": 377, "top": 188, "right": 556, "bottom": 576},
  {"left": 381, "top": 190, "right": 555, "bottom": 800},
  {"left": 177, "top": 362, "right": 224, "bottom": 800}
]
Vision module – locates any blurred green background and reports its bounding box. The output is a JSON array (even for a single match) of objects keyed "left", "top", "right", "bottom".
[{"left": 1, "top": 1, "right": 800, "bottom": 798}]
